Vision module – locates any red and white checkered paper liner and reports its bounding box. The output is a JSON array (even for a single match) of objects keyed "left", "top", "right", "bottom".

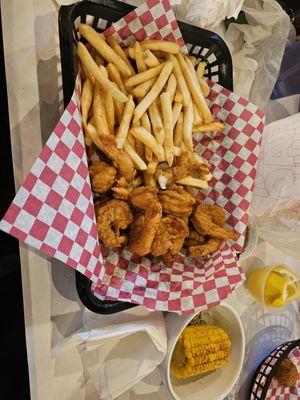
[
  {"left": 251, "top": 346, "right": 300, "bottom": 400},
  {"left": 0, "top": 0, "right": 264, "bottom": 314}
]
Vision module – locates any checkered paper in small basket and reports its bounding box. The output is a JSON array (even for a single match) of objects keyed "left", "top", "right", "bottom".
[
  {"left": 252, "top": 348, "right": 300, "bottom": 400},
  {"left": 0, "top": 0, "right": 264, "bottom": 314}
]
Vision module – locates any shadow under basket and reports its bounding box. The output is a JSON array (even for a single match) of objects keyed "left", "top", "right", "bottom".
[
  {"left": 249, "top": 339, "right": 300, "bottom": 400},
  {"left": 59, "top": 0, "right": 233, "bottom": 314}
]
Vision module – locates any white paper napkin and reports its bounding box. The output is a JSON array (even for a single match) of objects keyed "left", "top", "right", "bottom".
[{"left": 52, "top": 307, "right": 167, "bottom": 400}]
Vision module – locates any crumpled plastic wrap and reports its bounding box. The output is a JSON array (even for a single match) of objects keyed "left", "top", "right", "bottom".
[
  {"left": 172, "top": 0, "right": 245, "bottom": 28},
  {"left": 174, "top": 0, "right": 291, "bottom": 109}
]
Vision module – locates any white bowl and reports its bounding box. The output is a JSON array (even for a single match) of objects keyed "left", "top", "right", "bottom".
[{"left": 160, "top": 303, "right": 245, "bottom": 400}]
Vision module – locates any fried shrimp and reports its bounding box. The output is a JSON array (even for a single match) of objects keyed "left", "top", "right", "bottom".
[
  {"left": 185, "top": 228, "right": 205, "bottom": 247},
  {"left": 158, "top": 185, "right": 196, "bottom": 217},
  {"left": 111, "top": 176, "right": 145, "bottom": 200},
  {"left": 89, "top": 161, "right": 116, "bottom": 194},
  {"left": 91, "top": 133, "right": 136, "bottom": 181},
  {"left": 151, "top": 215, "right": 189, "bottom": 263},
  {"left": 128, "top": 186, "right": 162, "bottom": 255},
  {"left": 192, "top": 204, "right": 237, "bottom": 240},
  {"left": 155, "top": 152, "right": 210, "bottom": 188},
  {"left": 111, "top": 177, "right": 131, "bottom": 200},
  {"left": 188, "top": 237, "right": 222, "bottom": 258},
  {"left": 97, "top": 199, "right": 133, "bottom": 248}
]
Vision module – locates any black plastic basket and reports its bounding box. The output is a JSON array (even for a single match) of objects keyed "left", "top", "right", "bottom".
[
  {"left": 58, "top": 0, "right": 233, "bottom": 314},
  {"left": 249, "top": 339, "right": 300, "bottom": 399}
]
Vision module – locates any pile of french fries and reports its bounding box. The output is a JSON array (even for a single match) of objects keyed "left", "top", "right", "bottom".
[{"left": 77, "top": 24, "right": 224, "bottom": 186}]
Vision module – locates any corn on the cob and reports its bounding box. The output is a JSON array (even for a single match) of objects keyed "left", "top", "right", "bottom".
[{"left": 171, "top": 325, "right": 231, "bottom": 379}]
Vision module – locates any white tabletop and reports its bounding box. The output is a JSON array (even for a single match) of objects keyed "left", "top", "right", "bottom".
[{"left": 1, "top": 2, "right": 299, "bottom": 400}]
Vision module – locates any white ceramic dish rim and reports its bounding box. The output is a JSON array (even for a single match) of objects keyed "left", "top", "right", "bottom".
[{"left": 165, "top": 303, "right": 245, "bottom": 400}]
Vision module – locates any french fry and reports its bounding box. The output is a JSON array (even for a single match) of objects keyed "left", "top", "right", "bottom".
[
  {"left": 192, "top": 121, "right": 224, "bottom": 132},
  {"left": 187, "top": 56, "right": 210, "bottom": 97},
  {"left": 177, "top": 53, "right": 213, "bottom": 124},
  {"left": 85, "top": 123, "right": 97, "bottom": 147},
  {"left": 174, "top": 90, "right": 183, "bottom": 103},
  {"left": 93, "top": 51, "right": 105, "bottom": 66},
  {"left": 125, "top": 62, "right": 166, "bottom": 88},
  {"left": 134, "top": 138, "right": 144, "bottom": 159},
  {"left": 93, "top": 82, "right": 110, "bottom": 136},
  {"left": 130, "top": 127, "right": 165, "bottom": 162},
  {"left": 107, "top": 63, "right": 127, "bottom": 94},
  {"left": 188, "top": 55, "right": 196, "bottom": 67},
  {"left": 196, "top": 61, "right": 206, "bottom": 78},
  {"left": 88, "top": 122, "right": 104, "bottom": 149},
  {"left": 99, "top": 65, "right": 108, "bottom": 78},
  {"left": 81, "top": 63, "right": 95, "bottom": 84},
  {"left": 134, "top": 61, "right": 173, "bottom": 122},
  {"left": 105, "top": 90, "right": 115, "bottom": 134},
  {"left": 182, "top": 102, "right": 194, "bottom": 151},
  {"left": 143, "top": 172, "right": 156, "bottom": 187},
  {"left": 140, "top": 40, "right": 180, "bottom": 54},
  {"left": 168, "top": 55, "right": 191, "bottom": 106},
  {"left": 114, "top": 99, "right": 124, "bottom": 125},
  {"left": 77, "top": 42, "right": 127, "bottom": 102},
  {"left": 141, "top": 112, "right": 153, "bottom": 161},
  {"left": 115, "top": 95, "right": 135, "bottom": 148},
  {"left": 124, "top": 140, "right": 147, "bottom": 170},
  {"left": 204, "top": 172, "right": 213, "bottom": 181},
  {"left": 107, "top": 36, "right": 135, "bottom": 75},
  {"left": 174, "top": 112, "right": 183, "bottom": 147},
  {"left": 148, "top": 100, "right": 165, "bottom": 145},
  {"left": 147, "top": 157, "right": 159, "bottom": 174},
  {"left": 193, "top": 102, "right": 202, "bottom": 125},
  {"left": 135, "top": 41, "right": 147, "bottom": 73},
  {"left": 176, "top": 176, "right": 208, "bottom": 189},
  {"left": 79, "top": 24, "right": 132, "bottom": 78},
  {"left": 166, "top": 73, "right": 177, "bottom": 102},
  {"left": 143, "top": 49, "right": 160, "bottom": 67},
  {"left": 84, "top": 123, "right": 93, "bottom": 146},
  {"left": 81, "top": 78, "right": 93, "bottom": 127},
  {"left": 127, "top": 46, "right": 135, "bottom": 60},
  {"left": 198, "top": 78, "right": 210, "bottom": 98},
  {"left": 174, "top": 146, "right": 182, "bottom": 157},
  {"left": 172, "top": 102, "right": 182, "bottom": 129},
  {"left": 127, "top": 132, "right": 135, "bottom": 148},
  {"left": 131, "top": 78, "right": 156, "bottom": 98},
  {"left": 160, "top": 92, "right": 174, "bottom": 166}
]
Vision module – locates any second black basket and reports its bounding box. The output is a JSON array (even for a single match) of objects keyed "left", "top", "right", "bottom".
[{"left": 58, "top": 0, "right": 233, "bottom": 314}]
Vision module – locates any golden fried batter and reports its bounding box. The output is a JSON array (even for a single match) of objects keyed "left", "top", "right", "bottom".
[
  {"left": 97, "top": 199, "right": 133, "bottom": 248},
  {"left": 188, "top": 237, "right": 222, "bottom": 258},
  {"left": 92, "top": 134, "right": 136, "bottom": 182},
  {"left": 89, "top": 161, "right": 116, "bottom": 194},
  {"left": 130, "top": 186, "right": 158, "bottom": 209},
  {"left": 192, "top": 204, "right": 237, "bottom": 240},
  {"left": 158, "top": 185, "right": 196, "bottom": 217},
  {"left": 155, "top": 152, "right": 210, "bottom": 188},
  {"left": 185, "top": 228, "right": 205, "bottom": 247},
  {"left": 275, "top": 358, "right": 298, "bottom": 387},
  {"left": 111, "top": 176, "right": 145, "bottom": 200},
  {"left": 151, "top": 215, "right": 189, "bottom": 263},
  {"left": 128, "top": 186, "right": 162, "bottom": 256},
  {"left": 111, "top": 177, "right": 131, "bottom": 200}
]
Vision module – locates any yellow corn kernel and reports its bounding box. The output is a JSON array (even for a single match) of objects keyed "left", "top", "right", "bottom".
[{"left": 171, "top": 325, "right": 231, "bottom": 379}]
